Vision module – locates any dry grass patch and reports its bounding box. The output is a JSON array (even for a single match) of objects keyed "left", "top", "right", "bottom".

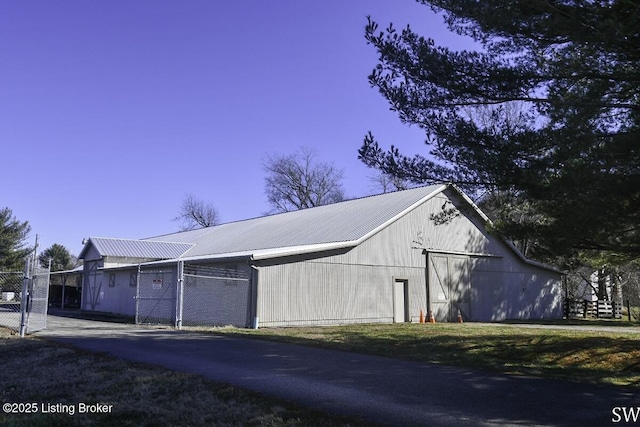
[{"left": 0, "top": 328, "right": 369, "bottom": 427}]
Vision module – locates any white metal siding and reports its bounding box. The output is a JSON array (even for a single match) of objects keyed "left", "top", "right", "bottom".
[
  {"left": 94, "top": 270, "right": 137, "bottom": 316},
  {"left": 338, "top": 190, "right": 504, "bottom": 267},
  {"left": 470, "top": 256, "right": 563, "bottom": 321},
  {"left": 257, "top": 261, "right": 426, "bottom": 327}
]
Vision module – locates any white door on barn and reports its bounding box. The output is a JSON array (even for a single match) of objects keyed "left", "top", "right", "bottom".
[
  {"left": 393, "top": 279, "right": 409, "bottom": 322},
  {"left": 428, "top": 254, "right": 471, "bottom": 322}
]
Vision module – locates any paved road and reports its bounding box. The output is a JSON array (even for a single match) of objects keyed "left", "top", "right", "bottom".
[{"left": 36, "top": 314, "right": 638, "bottom": 427}]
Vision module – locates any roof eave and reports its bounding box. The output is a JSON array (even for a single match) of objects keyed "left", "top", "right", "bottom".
[{"left": 250, "top": 241, "right": 358, "bottom": 261}]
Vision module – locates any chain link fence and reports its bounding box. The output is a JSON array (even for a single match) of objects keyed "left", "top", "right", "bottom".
[
  {"left": 182, "top": 264, "right": 251, "bottom": 327},
  {"left": 0, "top": 260, "right": 50, "bottom": 334},
  {"left": 0, "top": 271, "right": 23, "bottom": 332},
  {"left": 135, "top": 262, "right": 251, "bottom": 328}
]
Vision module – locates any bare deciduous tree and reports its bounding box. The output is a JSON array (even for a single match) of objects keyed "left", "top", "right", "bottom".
[
  {"left": 369, "top": 172, "right": 411, "bottom": 194},
  {"left": 263, "top": 147, "right": 345, "bottom": 213},
  {"left": 174, "top": 194, "right": 220, "bottom": 231}
]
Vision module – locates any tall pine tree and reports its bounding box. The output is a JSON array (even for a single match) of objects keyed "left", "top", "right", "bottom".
[
  {"left": 360, "top": 0, "right": 640, "bottom": 262},
  {"left": 0, "top": 208, "right": 32, "bottom": 271}
]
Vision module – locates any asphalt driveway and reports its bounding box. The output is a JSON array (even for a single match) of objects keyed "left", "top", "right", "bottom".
[{"left": 36, "top": 314, "right": 638, "bottom": 427}]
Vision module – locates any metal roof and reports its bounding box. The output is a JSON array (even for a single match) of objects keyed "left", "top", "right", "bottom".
[
  {"left": 145, "top": 184, "right": 446, "bottom": 259},
  {"left": 79, "top": 237, "right": 194, "bottom": 260},
  {"left": 77, "top": 184, "right": 562, "bottom": 273}
]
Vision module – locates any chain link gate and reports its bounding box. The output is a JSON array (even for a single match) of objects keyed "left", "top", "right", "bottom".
[
  {"left": 134, "top": 262, "right": 251, "bottom": 328},
  {"left": 26, "top": 263, "right": 51, "bottom": 333},
  {"left": 0, "top": 258, "right": 50, "bottom": 335},
  {"left": 135, "top": 265, "right": 178, "bottom": 326}
]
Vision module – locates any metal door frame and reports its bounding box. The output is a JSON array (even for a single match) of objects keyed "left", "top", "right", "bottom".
[{"left": 392, "top": 277, "right": 409, "bottom": 323}]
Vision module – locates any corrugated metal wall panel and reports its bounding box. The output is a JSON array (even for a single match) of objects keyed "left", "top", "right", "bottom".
[
  {"left": 469, "top": 257, "right": 563, "bottom": 321},
  {"left": 336, "top": 190, "right": 504, "bottom": 269},
  {"left": 258, "top": 262, "right": 426, "bottom": 327}
]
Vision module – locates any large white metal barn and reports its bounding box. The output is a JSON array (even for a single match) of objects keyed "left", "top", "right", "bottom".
[{"left": 78, "top": 184, "right": 563, "bottom": 327}]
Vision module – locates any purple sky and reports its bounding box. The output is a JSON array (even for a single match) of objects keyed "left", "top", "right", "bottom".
[{"left": 1, "top": 1, "right": 473, "bottom": 257}]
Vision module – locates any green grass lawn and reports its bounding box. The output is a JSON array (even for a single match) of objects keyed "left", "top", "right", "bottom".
[{"left": 207, "top": 321, "right": 640, "bottom": 388}]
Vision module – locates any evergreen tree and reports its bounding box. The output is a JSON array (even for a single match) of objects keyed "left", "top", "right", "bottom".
[
  {"left": 38, "top": 244, "right": 74, "bottom": 272},
  {"left": 0, "top": 207, "right": 32, "bottom": 271},
  {"left": 359, "top": 0, "right": 640, "bottom": 262}
]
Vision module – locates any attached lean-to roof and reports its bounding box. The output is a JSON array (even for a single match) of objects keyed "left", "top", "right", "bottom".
[
  {"left": 79, "top": 237, "right": 194, "bottom": 260},
  {"left": 145, "top": 184, "right": 447, "bottom": 260}
]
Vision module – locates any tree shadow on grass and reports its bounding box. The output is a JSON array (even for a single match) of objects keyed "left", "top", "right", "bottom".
[{"left": 242, "top": 324, "right": 640, "bottom": 388}]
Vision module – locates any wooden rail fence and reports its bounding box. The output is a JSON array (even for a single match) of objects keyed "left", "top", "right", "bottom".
[{"left": 564, "top": 299, "right": 622, "bottom": 319}]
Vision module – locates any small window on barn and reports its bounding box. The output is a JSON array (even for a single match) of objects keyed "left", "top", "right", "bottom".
[
  {"left": 108, "top": 273, "right": 116, "bottom": 288},
  {"left": 129, "top": 272, "right": 137, "bottom": 287}
]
